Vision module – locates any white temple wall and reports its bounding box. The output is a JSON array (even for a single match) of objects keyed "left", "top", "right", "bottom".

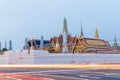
[{"left": 2, "top": 50, "right": 120, "bottom": 64}]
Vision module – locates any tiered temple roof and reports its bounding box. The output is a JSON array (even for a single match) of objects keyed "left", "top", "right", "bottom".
[{"left": 72, "top": 37, "right": 113, "bottom": 53}]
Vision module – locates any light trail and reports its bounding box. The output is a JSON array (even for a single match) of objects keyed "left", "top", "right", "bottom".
[
  {"left": 0, "top": 72, "right": 53, "bottom": 80},
  {"left": 0, "top": 64, "right": 120, "bottom": 69}
]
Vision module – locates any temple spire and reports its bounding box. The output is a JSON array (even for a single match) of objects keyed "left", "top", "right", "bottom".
[
  {"left": 55, "top": 35, "right": 61, "bottom": 52},
  {"left": 24, "top": 38, "right": 29, "bottom": 50},
  {"left": 113, "top": 34, "right": 118, "bottom": 47},
  {"left": 62, "top": 17, "right": 68, "bottom": 34},
  {"left": 5, "top": 39, "right": 7, "bottom": 49},
  {"left": 9, "top": 40, "right": 12, "bottom": 50},
  {"left": 51, "top": 35, "right": 55, "bottom": 48},
  {"left": 30, "top": 38, "right": 34, "bottom": 50},
  {"left": 62, "top": 29, "right": 69, "bottom": 53},
  {"left": 40, "top": 35, "right": 44, "bottom": 49},
  {"left": 94, "top": 26, "right": 99, "bottom": 39},
  {"left": 80, "top": 21, "right": 84, "bottom": 38}
]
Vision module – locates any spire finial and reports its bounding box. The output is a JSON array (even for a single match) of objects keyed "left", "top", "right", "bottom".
[
  {"left": 62, "top": 17, "right": 68, "bottom": 34},
  {"left": 113, "top": 34, "right": 118, "bottom": 47},
  {"left": 94, "top": 26, "right": 99, "bottom": 39},
  {"left": 80, "top": 20, "right": 84, "bottom": 38}
]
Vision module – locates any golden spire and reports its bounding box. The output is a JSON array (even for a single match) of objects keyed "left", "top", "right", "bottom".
[
  {"left": 55, "top": 35, "right": 61, "bottom": 52},
  {"left": 94, "top": 26, "right": 99, "bottom": 39},
  {"left": 30, "top": 38, "right": 34, "bottom": 50},
  {"left": 51, "top": 36, "right": 55, "bottom": 48}
]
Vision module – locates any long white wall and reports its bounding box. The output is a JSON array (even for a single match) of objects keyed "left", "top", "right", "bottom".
[{"left": 2, "top": 50, "right": 120, "bottom": 64}]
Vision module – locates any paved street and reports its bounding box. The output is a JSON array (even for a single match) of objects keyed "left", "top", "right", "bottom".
[{"left": 0, "top": 68, "right": 120, "bottom": 80}]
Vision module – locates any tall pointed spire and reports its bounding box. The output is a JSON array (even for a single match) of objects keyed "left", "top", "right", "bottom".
[
  {"left": 5, "top": 39, "right": 7, "bottom": 49},
  {"left": 113, "top": 34, "right": 118, "bottom": 47},
  {"left": 51, "top": 34, "right": 55, "bottom": 48},
  {"left": 62, "top": 17, "right": 68, "bottom": 34},
  {"left": 30, "top": 38, "right": 34, "bottom": 50},
  {"left": 94, "top": 26, "right": 99, "bottom": 39},
  {"left": 80, "top": 20, "right": 84, "bottom": 38},
  {"left": 40, "top": 35, "right": 44, "bottom": 49},
  {"left": 9, "top": 40, "right": 12, "bottom": 50},
  {"left": 24, "top": 38, "right": 29, "bottom": 50},
  {"left": 55, "top": 35, "right": 61, "bottom": 52}
]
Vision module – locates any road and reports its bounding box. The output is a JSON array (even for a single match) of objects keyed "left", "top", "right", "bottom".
[{"left": 0, "top": 68, "right": 120, "bottom": 80}]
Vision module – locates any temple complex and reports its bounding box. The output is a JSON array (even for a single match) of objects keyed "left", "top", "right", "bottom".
[{"left": 23, "top": 18, "right": 119, "bottom": 53}]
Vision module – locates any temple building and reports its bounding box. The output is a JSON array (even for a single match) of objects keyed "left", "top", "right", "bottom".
[
  {"left": 72, "top": 37, "right": 112, "bottom": 53},
  {"left": 72, "top": 27, "right": 113, "bottom": 53},
  {"left": 23, "top": 36, "right": 49, "bottom": 50}
]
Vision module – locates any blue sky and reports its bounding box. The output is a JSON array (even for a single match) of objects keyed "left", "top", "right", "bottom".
[{"left": 0, "top": 0, "right": 120, "bottom": 49}]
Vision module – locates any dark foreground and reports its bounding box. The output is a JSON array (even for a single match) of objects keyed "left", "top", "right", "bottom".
[{"left": 0, "top": 68, "right": 120, "bottom": 80}]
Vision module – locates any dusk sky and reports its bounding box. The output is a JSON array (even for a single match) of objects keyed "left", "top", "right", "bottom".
[{"left": 0, "top": 0, "right": 120, "bottom": 49}]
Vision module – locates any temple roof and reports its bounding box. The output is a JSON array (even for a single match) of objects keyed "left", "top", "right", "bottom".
[{"left": 28, "top": 39, "right": 49, "bottom": 46}]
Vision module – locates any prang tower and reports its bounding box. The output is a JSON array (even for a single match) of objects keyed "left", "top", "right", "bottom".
[{"left": 62, "top": 17, "right": 69, "bottom": 53}]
